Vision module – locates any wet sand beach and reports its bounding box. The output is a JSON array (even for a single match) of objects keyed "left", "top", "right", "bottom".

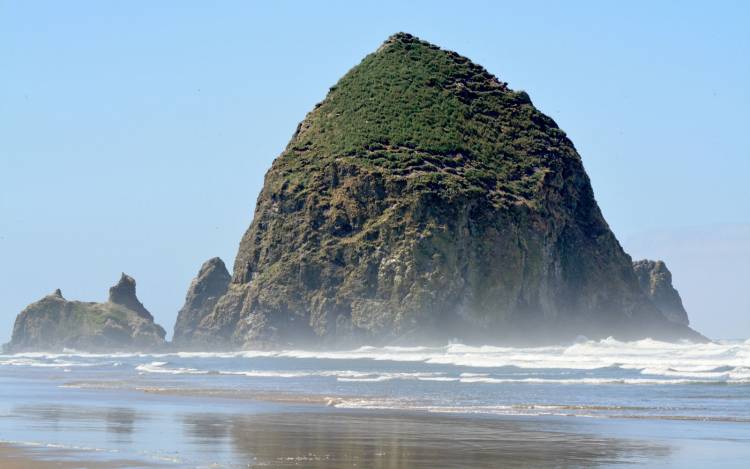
[
  {"left": 0, "top": 442, "right": 161, "bottom": 469},
  {"left": 210, "top": 411, "right": 671, "bottom": 468},
  {"left": 2, "top": 408, "right": 671, "bottom": 468}
]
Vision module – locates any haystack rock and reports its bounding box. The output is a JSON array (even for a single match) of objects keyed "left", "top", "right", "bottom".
[
  {"left": 4, "top": 274, "right": 166, "bottom": 352},
  {"left": 633, "top": 260, "right": 689, "bottom": 325},
  {"left": 182, "top": 32, "right": 704, "bottom": 348}
]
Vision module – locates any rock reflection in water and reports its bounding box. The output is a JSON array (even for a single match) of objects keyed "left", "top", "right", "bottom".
[
  {"left": 183, "top": 413, "right": 230, "bottom": 442},
  {"left": 13, "top": 404, "right": 138, "bottom": 442},
  {"left": 183, "top": 410, "right": 671, "bottom": 468},
  {"left": 104, "top": 408, "right": 136, "bottom": 442}
]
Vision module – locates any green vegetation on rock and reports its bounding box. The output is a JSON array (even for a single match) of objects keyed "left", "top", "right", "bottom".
[{"left": 276, "top": 33, "right": 568, "bottom": 207}]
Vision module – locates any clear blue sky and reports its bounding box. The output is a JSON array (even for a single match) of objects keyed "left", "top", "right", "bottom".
[{"left": 1, "top": 1, "right": 748, "bottom": 341}]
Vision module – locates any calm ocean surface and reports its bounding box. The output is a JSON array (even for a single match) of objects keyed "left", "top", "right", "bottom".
[{"left": 1, "top": 338, "right": 749, "bottom": 467}]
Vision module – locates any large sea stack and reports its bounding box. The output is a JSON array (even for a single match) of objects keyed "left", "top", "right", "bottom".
[
  {"left": 4, "top": 274, "right": 167, "bottom": 352},
  {"left": 184, "top": 33, "right": 703, "bottom": 348}
]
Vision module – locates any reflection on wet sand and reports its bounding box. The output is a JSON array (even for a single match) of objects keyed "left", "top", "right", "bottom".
[
  {"left": 182, "top": 413, "right": 230, "bottom": 441},
  {"left": 187, "top": 410, "right": 671, "bottom": 468},
  {"left": 13, "top": 404, "right": 140, "bottom": 442},
  {"left": 0, "top": 443, "right": 160, "bottom": 469},
  {"left": 9, "top": 404, "right": 672, "bottom": 468},
  {"left": 105, "top": 408, "right": 136, "bottom": 442}
]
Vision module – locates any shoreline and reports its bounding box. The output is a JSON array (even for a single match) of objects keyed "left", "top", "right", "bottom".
[{"left": 60, "top": 380, "right": 750, "bottom": 423}]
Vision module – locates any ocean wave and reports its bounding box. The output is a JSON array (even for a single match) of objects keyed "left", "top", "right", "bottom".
[
  {"left": 131, "top": 361, "right": 749, "bottom": 384},
  {"left": 0, "top": 357, "right": 114, "bottom": 368},
  {"left": 330, "top": 399, "right": 750, "bottom": 422},
  {"left": 135, "top": 361, "right": 455, "bottom": 382},
  {"left": 135, "top": 361, "right": 208, "bottom": 375},
  {"left": 456, "top": 376, "right": 748, "bottom": 385},
  {"left": 4, "top": 338, "right": 749, "bottom": 384},
  {"left": 245, "top": 338, "right": 750, "bottom": 373},
  {"left": 233, "top": 338, "right": 750, "bottom": 383}
]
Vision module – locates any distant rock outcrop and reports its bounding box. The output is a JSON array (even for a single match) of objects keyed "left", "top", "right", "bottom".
[
  {"left": 633, "top": 260, "right": 689, "bottom": 325},
  {"left": 179, "top": 32, "right": 705, "bottom": 348},
  {"left": 173, "top": 258, "right": 231, "bottom": 346},
  {"left": 3, "top": 275, "right": 166, "bottom": 353}
]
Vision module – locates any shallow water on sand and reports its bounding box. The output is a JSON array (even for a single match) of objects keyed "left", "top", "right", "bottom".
[{"left": 1, "top": 338, "right": 749, "bottom": 467}]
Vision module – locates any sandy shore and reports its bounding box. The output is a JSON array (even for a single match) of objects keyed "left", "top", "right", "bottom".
[
  {"left": 0, "top": 443, "right": 160, "bottom": 468},
  {"left": 218, "top": 410, "right": 671, "bottom": 468},
  {"left": 1, "top": 409, "right": 671, "bottom": 468},
  {"left": 62, "top": 380, "right": 346, "bottom": 405}
]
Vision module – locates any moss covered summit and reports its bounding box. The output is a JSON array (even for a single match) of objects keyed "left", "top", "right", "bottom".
[{"left": 276, "top": 33, "right": 563, "bottom": 206}]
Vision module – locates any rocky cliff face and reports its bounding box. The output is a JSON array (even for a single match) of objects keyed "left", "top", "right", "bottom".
[
  {"left": 4, "top": 274, "right": 166, "bottom": 353},
  {"left": 633, "top": 260, "right": 689, "bottom": 325},
  {"left": 173, "top": 257, "right": 231, "bottom": 346},
  {"left": 185, "top": 32, "right": 703, "bottom": 348}
]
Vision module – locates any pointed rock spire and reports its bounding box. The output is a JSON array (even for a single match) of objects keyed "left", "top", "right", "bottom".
[
  {"left": 633, "top": 260, "right": 689, "bottom": 325},
  {"left": 173, "top": 257, "right": 231, "bottom": 346},
  {"left": 108, "top": 273, "right": 153, "bottom": 320}
]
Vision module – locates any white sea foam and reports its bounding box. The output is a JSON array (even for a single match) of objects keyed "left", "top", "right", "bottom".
[
  {"left": 331, "top": 398, "right": 581, "bottom": 416},
  {"left": 456, "top": 376, "right": 731, "bottom": 385},
  {"left": 4, "top": 338, "right": 750, "bottom": 384},
  {"left": 134, "top": 361, "right": 454, "bottom": 382},
  {"left": 231, "top": 338, "right": 750, "bottom": 383},
  {"left": 135, "top": 361, "right": 208, "bottom": 375},
  {"left": 0, "top": 357, "right": 113, "bottom": 368},
  {"left": 242, "top": 338, "right": 749, "bottom": 372},
  {"left": 131, "top": 361, "right": 749, "bottom": 384},
  {"left": 329, "top": 398, "right": 750, "bottom": 421}
]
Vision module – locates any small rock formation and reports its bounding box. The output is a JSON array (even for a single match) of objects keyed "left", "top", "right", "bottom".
[
  {"left": 173, "top": 257, "right": 231, "bottom": 346},
  {"left": 108, "top": 273, "right": 153, "bottom": 320},
  {"left": 633, "top": 260, "right": 689, "bottom": 325},
  {"left": 3, "top": 275, "right": 166, "bottom": 353},
  {"left": 178, "top": 32, "right": 706, "bottom": 348}
]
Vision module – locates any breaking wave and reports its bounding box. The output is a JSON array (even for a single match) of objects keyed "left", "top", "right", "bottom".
[
  {"left": 128, "top": 337, "right": 750, "bottom": 384},
  {"left": 131, "top": 360, "right": 748, "bottom": 385},
  {"left": 3, "top": 337, "right": 749, "bottom": 384}
]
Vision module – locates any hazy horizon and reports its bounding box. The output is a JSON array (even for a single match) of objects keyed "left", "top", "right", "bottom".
[{"left": 2, "top": 1, "right": 748, "bottom": 342}]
